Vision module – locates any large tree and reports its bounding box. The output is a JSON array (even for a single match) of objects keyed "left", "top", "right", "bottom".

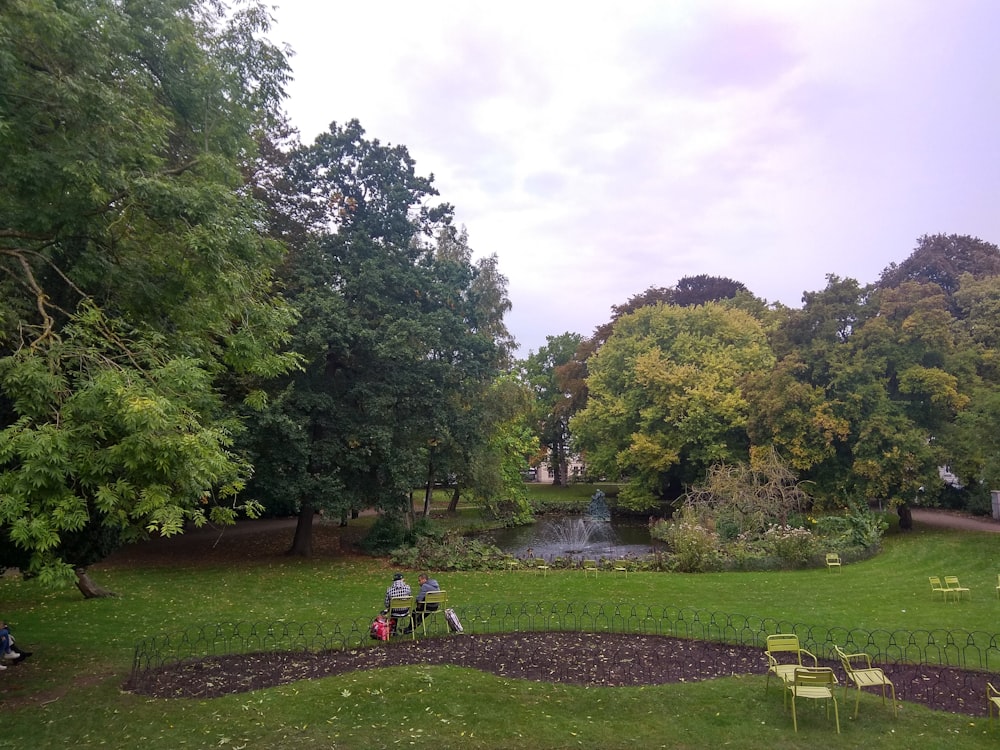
[
  {"left": 554, "top": 275, "right": 758, "bottom": 457},
  {"left": 571, "top": 303, "right": 775, "bottom": 510},
  {"left": 757, "top": 274, "right": 978, "bottom": 516},
  {"left": 878, "top": 234, "right": 1000, "bottom": 300},
  {"left": 243, "top": 121, "right": 513, "bottom": 554},
  {"left": 945, "top": 274, "right": 1000, "bottom": 498},
  {"left": 0, "top": 0, "right": 298, "bottom": 592}
]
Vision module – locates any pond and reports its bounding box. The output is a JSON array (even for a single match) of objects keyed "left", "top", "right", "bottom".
[{"left": 487, "top": 516, "right": 663, "bottom": 560}]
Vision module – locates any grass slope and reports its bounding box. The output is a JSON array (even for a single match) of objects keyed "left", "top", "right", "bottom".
[{"left": 1, "top": 518, "right": 999, "bottom": 749}]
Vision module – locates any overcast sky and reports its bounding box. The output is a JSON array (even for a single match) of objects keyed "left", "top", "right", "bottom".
[{"left": 269, "top": 0, "right": 1000, "bottom": 356}]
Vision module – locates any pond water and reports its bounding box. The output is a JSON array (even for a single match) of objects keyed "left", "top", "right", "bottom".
[{"left": 487, "top": 516, "right": 663, "bottom": 560}]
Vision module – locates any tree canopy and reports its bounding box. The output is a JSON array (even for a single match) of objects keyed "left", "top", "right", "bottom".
[
  {"left": 0, "top": 0, "right": 299, "bottom": 589},
  {"left": 557, "top": 235, "right": 1000, "bottom": 520},
  {"left": 242, "top": 121, "right": 516, "bottom": 553},
  {"left": 571, "top": 303, "right": 774, "bottom": 510}
]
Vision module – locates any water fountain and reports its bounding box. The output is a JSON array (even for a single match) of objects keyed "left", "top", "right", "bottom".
[
  {"left": 541, "top": 516, "right": 614, "bottom": 554},
  {"left": 488, "top": 490, "right": 661, "bottom": 559}
]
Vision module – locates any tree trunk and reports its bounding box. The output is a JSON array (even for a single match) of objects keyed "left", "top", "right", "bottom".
[
  {"left": 552, "top": 441, "right": 566, "bottom": 486},
  {"left": 423, "top": 482, "right": 433, "bottom": 517},
  {"left": 447, "top": 485, "right": 460, "bottom": 513},
  {"left": 897, "top": 503, "right": 913, "bottom": 532},
  {"left": 288, "top": 502, "right": 315, "bottom": 556},
  {"left": 404, "top": 491, "right": 416, "bottom": 529},
  {"left": 422, "top": 458, "right": 435, "bottom": 517},
  {"left": 75, "top": 568, "right": 116, "bottom": 599}
]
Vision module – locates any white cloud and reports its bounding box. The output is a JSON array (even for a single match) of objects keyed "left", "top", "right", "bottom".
[{"left": 271, "top": 0, "right": 1000, "bottom": 354}]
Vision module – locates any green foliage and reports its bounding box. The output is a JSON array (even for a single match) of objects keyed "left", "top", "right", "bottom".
[
  {"left": 390, "top": 528, "right": 509, "bottom": 571},
  {"left": 245, "top": 125, "right": 514, "bottom": 524},
  {"left": 360, "top": 513, "right": 415, "bottom": 555},
  {"left": 571, "top": 303, "right": 775, "bottom": 510},
  {"left": 652, "top": 507, "right": 722, "bottom": 572},
  {"left": 461, "top": 376, "right": 539, "bottom": 524},
  {"left": 0, "top": 0, "right": 296, "bottom": 585},
  {"left": 0, "top": 310, "right": 265, "bottom": 585},
  {"left": 758, "top": 524, "right": 818, "bottom": 566},
  {"left": 846, "top": 508, "right": 889, "bottom": 548}
]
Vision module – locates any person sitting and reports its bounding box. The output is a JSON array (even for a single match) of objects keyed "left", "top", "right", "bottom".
[
  {"left": 383, "top": 573, "right": 411, "bottom": 635},
  {"left": 402, "top": 573, "right": 440, "bottom": 634},
  {"left": 0, "top": 620, "right": 31, "bottom": 668}
]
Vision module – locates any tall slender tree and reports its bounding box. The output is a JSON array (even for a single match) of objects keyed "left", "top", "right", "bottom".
[{"left": 520, "top": 333, "right": 583, "bottom": 485}]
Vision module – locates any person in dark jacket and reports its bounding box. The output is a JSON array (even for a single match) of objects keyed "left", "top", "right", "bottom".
[
  {"left": 0, "top": 619, "right": 31, "bottom": 668},
  {"left": 403, "top": 573, "right": 440, "bottom": 633}
]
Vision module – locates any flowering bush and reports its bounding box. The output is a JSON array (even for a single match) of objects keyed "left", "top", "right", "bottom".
[
  {"left": 652, "top": 509, "right": 723, "bottom": 572},
  {"left": 759, "top": 524, "right": 818, "bottom": 566}
]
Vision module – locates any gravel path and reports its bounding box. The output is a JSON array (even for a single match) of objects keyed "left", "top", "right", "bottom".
[{"left": 911, "top": 508, "right": 1000, "bottom": 533}]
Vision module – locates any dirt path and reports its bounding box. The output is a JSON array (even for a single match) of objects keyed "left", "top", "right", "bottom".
[
  {"left": 911, "top": 507, "right": 1000, "bottom": 533},
  {"left": 102, "top": 506, "right": 1000, "bottom": 569}
]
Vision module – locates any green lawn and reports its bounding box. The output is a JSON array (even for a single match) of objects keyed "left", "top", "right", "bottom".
[{"left": 2, "top": 519, "right": 1000, "bottom": 749}]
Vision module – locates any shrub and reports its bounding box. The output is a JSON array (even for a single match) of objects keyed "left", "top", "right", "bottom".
[
  {"left": 480, "top": 497, "right": 534, "bottom": 527},
  {"left": 844, "top": 509, "right": 888, "bottom": 548},
  {"left": 653, "top": 509, "right": 722, "bottom": 572},
  {"left": 759, "top": 524, "right": 817, "bottom": 566},
  {"left": 389, "top": 530, "right": 510, "bottom": 571},
  {"left": 527, "top": 498, "right": 590, "bottom": 515},
  {"left": 813, "top": 515, "right": 852, "bottom": 547},
  {"left": 360, "top": 513, "right": 412, "bottom": 555},
  {"left": 715, "top": 515, "right": 741, "bottom": 542}
]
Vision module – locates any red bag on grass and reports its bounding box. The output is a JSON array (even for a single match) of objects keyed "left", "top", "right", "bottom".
[{"left": 370, "top": 614, "right": 391, "bottom": 641}]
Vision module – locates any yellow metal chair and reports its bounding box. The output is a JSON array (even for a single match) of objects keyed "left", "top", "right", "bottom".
[
  {"left": 788, "top": 667, "right": 840, "bottom": 733},
  {"left": 833, "top": 645, "right": 897, "bottom": 718},
  {"left": 825, "top": 552, "right": 842, "bottom": 571},
  {"left": 944, "top": 575, "right": 970, "bottom": 601},
  {"left": 414, "top": 590, "right": 448, "bottom": 636},
  {"left": 582, "top": 559, "right": 598, "bottom": 577},
  {"left": 613, "top": 559, "right": 630, "bottom": 578},
  {"left": 765, "top": 634, "right": 818, "bottom": 703},
  {"left": 387, "top": 595, "right": 416, "bottom": 640},
  {"left": 988, "top": 682, "right": 1000, "bottom": 725},
  {"left": 531, "top": 558, "right": 550, "bottom": 575},
  {"left": 928, "top": 576, "right": 950, "bottom": 601},
  {"left": 996, "top": 574, "right": 1000, "bottom": 599}
]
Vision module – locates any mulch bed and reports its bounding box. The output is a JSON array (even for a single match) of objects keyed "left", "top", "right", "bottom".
[{"left": 124, "top": 631, "right": 992, "bottom": 716}]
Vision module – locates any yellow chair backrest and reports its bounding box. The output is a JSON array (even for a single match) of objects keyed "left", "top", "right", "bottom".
[
  {"left": 388, "top": 595, "right": 414, "bottom": 615},
  {"left": 423, "top": 590, "right": 448, "bottom": 608},
  {"left": 833, "top": 644, "right": 871, "bottom": 673},
  {"left": 988, "top": 681, "right": 1000, "bottom": 722},
  {"left": 794, "top": 666, "right": 836, "bottom": 689},
  {"left": 767, "top": 634, "right": 804, "bottom": 658}
]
